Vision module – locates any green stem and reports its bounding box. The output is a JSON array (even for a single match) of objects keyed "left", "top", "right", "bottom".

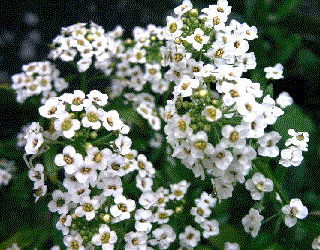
[
  {"left": 253, "top": 158, "right": 289, "bottom": 205},
  {"left": 80, "top": 72, "right": 88, "bottom": 94},
  {"left": 43, "top": 136, "right": 69, "bottom": 146},
  {"left": 92, "top": 130, "right": 118, "bottom": 146},
  {"left": 262, "top": 213, "right": 280, "bottom": 225}
]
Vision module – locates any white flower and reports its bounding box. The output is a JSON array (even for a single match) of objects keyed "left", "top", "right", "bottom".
[
  {"left": 257, "top": 131, "right": 282, "bottom": 157},
  {"left": 91, "top": 224, "right": 118, "bottom": 250},
  {"left": 85, "top": 146, "right": 111, "bottom": 171},
  {"left": 39, "top": 97, "right": 65, "bottom": 118},
  {"left": 114, "top": 135, "right": 132, "bottom": 156},
  {"left": 100, "top": 176, "right": 123, "bottom": 197},
  {"left": 139, "top": 191, "right": 156, "bottom": 209},
  {"left": 245, "top": 172, "right": 273, "bottom": 200},
  {"left": 82, "top": 105, "right": 104, "bottom": 130},
  {"left": 103, "top": 110, "right": 123, "bottom": 131},
  {"left": 75, "top": 162, "right": 98, "bottom": 184},
  {"left": 75, "top": 196, "right": 100, "bottom": 221},
  {"left": 224, "top": 242, "right": 240, "bottom": 250},
  {"left": 202, "top": 106, "right": 222, "bottom": 122},
  {"left": 179, "top": 225, "right": 201, "bottom": 248},
  {"left": 200, "top": 219, "right": 219, "bottom": 238},
  {"left": 242, "top": 208, "right": 264, "bottom": 238},
  {"left": 149, "top": 224, "right": 176, "bottom": 249},
  {"left": 312, "top": 235, "right": 320, "bottom": 250},
  {"left": 281, "top": 198, "right": 308, "bottom": 227},
  {"left": 286, "top": 129, "right": 309, "bottom": 151},
  {"left": 220, "top": 124, "right": 248, "bottom": 148},
  {"left": 153, "top": 207, "right": 173, "bottom": 224},
  {"left": 87, "top": 90, "right": 108, "bottom": 106},
  {"left": 56, "top": 214, "right": 72, "bottom": 235},
  {"left": 185, "top": 28, "right": 210, "bottom": 51},
  {"left": 48, "top": 190, "right": 71, "bottom": 215},
  {"left": 33, "top": 181, "right": 47, "bottom": 202},
  {"left": 169, "top": 180, "right": 190, "bottom": 200},
  {"left": 279, "top": 146, "right": 304, "bottom": 167},
  {"left": 210, "top": 144, "right": 233, "bottom": 171},
  {"left": 55, "top": 145, "right": 84, "bottom": 174},
  {"left": 124, "top": 231, "right": 148, "bottom": 250},
  {"left": 28, "top": 163, "right": 44, "bottom": 182},
  {"left": 0, "top": 169, "right": 12, "bottom": 186},
  {"left": 211, "top": 177, "right": 234, "bottom": 200},
  {"left": 110, "top": 195, "right": 136, "bottom": 222},
  {"left": 195, "top": 191, "right": 217, "bottom": 208},
  {"left": 134, "top": 209, "right": 153, "bottom": 233},
  {"left": 63, "top": 234, "right": 85, "bottom": 250},
  {"left": 264, "top": 63, "right": 284, "bottom": 79},
  {"left": 276, "top": 92, "right": 293, "bottom": 108},
  {"left": 174, "top": 75, "right": 200, "bottom": 97},
  {"left": 54, "top": 112, "right": 81, "bottom": 138},
  {"left": 189, "top": 131, "right": 215, "bottom": 159},
  {"left": 63, "top": 90, "right": 88, "bottom": 111},
  {"left": 25, "top": 132, "right": 44, "bottom": 155},
  {"left": 174, "top": 0, "right": 192, "bottom": 17},
  {"left": 191, "top": 201, "right": 211, "bottom": 223}
]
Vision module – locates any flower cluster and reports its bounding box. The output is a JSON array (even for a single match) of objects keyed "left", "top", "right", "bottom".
[
  {"left": 6, "top": 0, "right": 315, "bottom": 249},
  {"left": 11, "top": 61, "right": 68, "bottom": 103}
]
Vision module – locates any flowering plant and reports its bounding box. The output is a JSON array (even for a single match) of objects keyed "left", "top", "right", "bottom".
[{"left": 0, "top": 0, "right": 319, "bottom": 249}]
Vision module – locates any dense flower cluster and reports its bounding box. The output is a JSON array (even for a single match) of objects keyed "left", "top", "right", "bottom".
[
  {"left": 11, "top": 61, "right": 68, "bottom": 103},
  {"left": 6, "top": 0, "right": 314, "bottom": 249}
]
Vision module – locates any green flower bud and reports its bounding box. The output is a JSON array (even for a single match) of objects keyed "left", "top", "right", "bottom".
[
  {"left": 204, "top": 125, "right": 211, "bottom": 132},
  {"left": 90, "top": 131, "right": 98, "bottom": 139},
  {"left": 191, "top": 124, "right": 198, "bottom": 130},
  {"left": 174, "top": 38, "right": 182, "bottom": 45},
  {"left": 183, "top": 101, "right": 189, "bottom": 109}
]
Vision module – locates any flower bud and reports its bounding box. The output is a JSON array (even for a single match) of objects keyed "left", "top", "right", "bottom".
[
  {"left": 183, "top": 101, "right": 189, "bottom": 109},
  {"left": 174, "top": 38, "right": 182, "bottom": 45},
  {"left": 190, "top": 8, "right": 199, "bottom": 17},
  {"left": 85, "top": 143, "right": 92, "bottom": 150},
  {"left": 199, "top": 90, "right": 208, "bottom": 98},
  {"left": 103, "top": 214, "right": 111, "bottom": 223},
  {"left": 90, "top": 131, "right": 98, "bottom": 139}
]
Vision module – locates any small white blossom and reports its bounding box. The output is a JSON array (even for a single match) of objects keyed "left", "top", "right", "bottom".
[
  {"left": 281, "top": 198, "right": 308, "bottom": 227},
  {"left": 242, "top": 208, "right": 264, "bottom": 238}
]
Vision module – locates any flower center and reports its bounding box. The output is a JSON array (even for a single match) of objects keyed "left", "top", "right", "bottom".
[
  {"left": 229, "top": 131, "right": 239, "bottom": 142},
  {"left": 72, "top": 97, "right": 83, "bottom": 106},
  {"left": 118, "top": 203, "right": 127, "bottom": 212},
  {"left": 234, "top": 41, "right": 241, "bottom": 48},
  {"left": 70, "top": 240, "right": 79, "bottom": 250},
  {"left": 174, "top": 54, "right": 183, "bottom": 62},
  {"left": 197, "top": 207, "right": 204, "bottom": 216},
  {"left": 64, "top": 154, "right": 73, "bottom": 164},
  {"left": 138, "top": 161, "right": 145, "bottom": 169},
  {"left": 215, "top": 48, "right": 224, "bottom": 58},
  {"left": 194, "top": 34, "right": 203, "bottom": 44},
  {"left": 207, "top": 107, "right": 216, "bottom": 119},
  {"left": 169, "top": 23, "right": 177, "bottom": 33},
  {"left": 48, "top": 106, "right": 57, "bottom": 115},
  {"left": 56, "top": 198, "right": 65, "bottom": 207},
  {"left": 149, "top": 69, "right": 157, "bottom": 75},
  {"left": 82, "top": 203, "right": 93, "bottom": 212},
  {"left": 101, "top": 233, "right": 110, "bottom": 244},
  {"left": 213, "top": 16, "right": 220, "bottom": 25},
  {"left": 132, "top": 238, "right": 139, "bottom": 245},
  {"left": 256, "top": 182, "right": 265, "bottom": 192},
  {"left": 87, "top": 112, "right": 98, "bottom": 123},
  {"left": 174, "top": 190, "right": 183, "bottom": 196},
  {"left": 158, "top": 212, "right": 168, "bottom": 219},
  {"left": 62, "top": 118, "right": 72, "bottom": 131},
  {"left": 194, "top": 140, "right": 207, "bottom": 150},
  {"left": 80, "top": 167, "right": 92, "bottom": 174},
  {"left": 181, "top": 82, "right": 189, "bottom": 90},
  {"left": 111, "top": 163, "right": 120, "bottom": 170},
  {"left": 94, "top": 152, "right": 102, "bottom": 163},
  {"left": 229, "top": 89, "right": 239, "bottom": 98},
  {"left": 177, "top": 119, "right": 186, "bottom": 131}
]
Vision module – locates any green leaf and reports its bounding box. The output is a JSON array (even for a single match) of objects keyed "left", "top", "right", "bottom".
[
  {"left": 272, "top": 103, "right": 315, "bottom": 142},
  {"left": 275, "top": 0, "right": 303, "bottom": 20},
  {"left": 264, "top": 83, "right": 274, "bottom": 99},
  {"left": 277, "top": 34, "right": 301, "bottom": 63},
  {"left": 244, "top": 0, "right": 256, "bottom": 21},
  {"left": 209, "top": 223, "right": 246, "bottom": 250}
]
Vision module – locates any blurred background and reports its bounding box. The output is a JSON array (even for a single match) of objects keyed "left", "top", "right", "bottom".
[{"left": 0, "top": 0, "right": 319, "bottom": 249}]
